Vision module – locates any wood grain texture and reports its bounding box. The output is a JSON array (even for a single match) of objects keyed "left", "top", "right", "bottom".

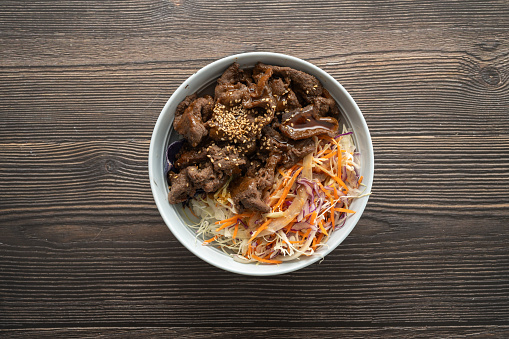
[
  {"left": 2, "top": 326, "right": 509, "bottom": 339},
  {"left": 1, "top": 0, "right": 509, "bottom": 337}
]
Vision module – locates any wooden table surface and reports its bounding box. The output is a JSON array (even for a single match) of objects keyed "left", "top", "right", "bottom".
[{"left": 1, "top": 1, "right": 508, "bottom": 338}]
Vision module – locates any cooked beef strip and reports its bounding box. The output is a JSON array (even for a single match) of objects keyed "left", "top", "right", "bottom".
[
  {"left": 282, "top": 138, "right": 315, "bottom": 168},
  {"left": 230, "top": 177, "right": 270, "bottom": 213},
  {"left": 167, "top": 168, "right": 196, "bottom": 204},
  {"left": 207, "top": 144, "right": 247, "bottom": 176},
  {"left": 173, "top": 95, "right": 214, "bottom": 147},
  {"left": 269, "top": 77, "right": 286, "bottom": 96},
  {"left": 313, "top": 95, "right": 337, "bottom": 118},
  {"left": 256, "top": 152, "right": 282, "bottom": 191},
  {"left": 260, "top": 125, "right": 315, "bottom": 168},
  {"left": 186, "top": 163, "right": 228, "bottom": 193},
  {"left": 174, "top": 142, "right": 208, "bottom": 169},
  {"left": 253, "top": 62, "right": 323, "bottom": 102},
  {"left": 175, "top": 94, "right": 197, "bottom": 118},
  {"left": 217, "top": 62, "right": 245, "bottom": 85}
]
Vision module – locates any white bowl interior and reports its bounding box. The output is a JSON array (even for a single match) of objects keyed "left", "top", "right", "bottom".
[{"left": 149, "top": 52, "right": 373, "bottom": 276}]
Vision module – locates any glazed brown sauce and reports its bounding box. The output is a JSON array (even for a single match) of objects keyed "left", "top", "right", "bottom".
[
  {"left": 289, "top": 113, "right": 336, "bottom": 130},
  {"left": 286, "top": 106, "right": 336, "bottom": 129}
]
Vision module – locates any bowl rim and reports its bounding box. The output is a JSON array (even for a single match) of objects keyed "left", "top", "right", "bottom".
[{"left": 149, "top": 52, "right": 373, "bottom": 276}]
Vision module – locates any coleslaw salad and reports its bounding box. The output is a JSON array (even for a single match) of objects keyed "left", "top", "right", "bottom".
[{"left": 183, "top": 127, "right": 370, "bottom": 264}]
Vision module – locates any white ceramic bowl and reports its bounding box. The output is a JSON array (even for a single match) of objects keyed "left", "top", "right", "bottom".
[{"left": 149, "top": 52, "right": 373, "bottom": 276}]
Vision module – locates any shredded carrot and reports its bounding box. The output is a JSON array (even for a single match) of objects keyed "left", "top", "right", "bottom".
[
  {"left": 322, "top": 135, "right": 341, "bottom": 148},
  {"left": 289, "top": 163, "right": 300, "bottom": 173},
  {"left": 302, "top": 228, "right": 312, "bottom": 239},
  {"left": 232, "top": 223, "right": 239, "bottom": 239},
  {"left": 309, "top": 211, "right": 318, "bottom": 225},
  {"left": 269, "top": 166, "right": 296, "bottom": 200},
  {"left": 203, "top": 235, "right": 218, "bottom": 244},
  {"left": 358, "top": 175, "right": 364, "bottom": 184},
  {"left": 251, "top": 253, "right": 282, "bottom": 264},
  {"left": 333, "top": 175, "right": 349, "bottom": 192},
  {"left": 337, "top": 147, "right": 342, "bottom": 181},
  {"left": 316, "top": 232, "right": 325, "bottom": 245},
  {"left": 313, "top": 163, "right": 349, "bottom": 192},
  {"left": 317, "top": 182, "right": 334, "bottom": 201},
  {"left": 248, "top": 219, "right": 272, "bottom": 243},
  {"left": 318, "top": 220, "right": 329, "bottom": 236},
  {"left": 333, "top": 186, "right": 339, "bottom": 199},
  {"left": 330, "top": 207, "right": 335, "bottom": 230},
  {"left": 335, "top": 208, "right": 356, "bottom": 214},
  {"left": 215, "top": 213, "right": 251, "bottom": 225},
  {"left": 312, "top": 237, "right": 317, "bottom": 251},
  {"left": 284, "top": 220, "right": 296, "bottom": 234},
  {"left": 215, "top": 220, "right": 235, "bottom": 232},
  {"left": 272, "top": 167, "right": 303, "bottom": 210},
  {"left": 320, "top": 150, "right": 335, "bottom": 159}
]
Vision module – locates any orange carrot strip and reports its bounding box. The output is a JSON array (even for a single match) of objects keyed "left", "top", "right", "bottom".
[
  {"left": 215, "top": 220, "right": 235, "bottom": 232},
  {"left": 333, "top": 176, "right": 349, "bottom": 192},
  {"left": 302, "top": 228, "right": 312, "bottom": 239},
  {"left": 269, "top": 167, "right": 296, "bottom": 200},
  {"left": 215, "top": 213, "right": 251, "bottom": 225},
  {"left": 251, "top": 253, "right": 282, "bottom": 264},
  {"left": 278, "top": 168, "right": 287, "bottom": 178},
  {"left": 330, "top": 208, "right": 335, "bottom": 230},
  {"left": 232, "top": 223, "right": 239, "bottom": 239},
  {"left": 333, "top": 186, "right": 339, "bottom": 199},
  {"left": 338, "top": 148, "right": 342, "bottom": 180},
  {"left": 316, "top": 232, "right": 325, "bottom": 245},
  {"left": 335, "top": 208, "right": 356, "bottom": 214},
  {"left": 203, "top": 235, "right": 218, "bottom": 244},
  {"left": 319, "top": 150, "right": 335, "bottom": 159},
  {"left": 289, "top": 163, "right": 300, "bottom": 173},
  {"left": 272, "top": 167, "right": 303, "bottom": 211},
  {"left": 248, "top": 219, "right": 272, "bottom": 243},
  {"left": 309, "top": 211, "right": 318, "bottom": 225},
  {"left": 284, "top": 220, "right": 296, "bottom": 234},
  {"left": 318, "top": 220, "right": 329, "bottom": 236},
  {"left": 317, "top": 182, "right": 334, "bottom": 201},
  {"left": 358, "top": 175, "right": 364, "bottom": 184},
  {"left": 314, "top": 163, "right": 349, "bottom": 192},
  {"left": 312, "top": 236, "right": 318, "bottom": 251}
]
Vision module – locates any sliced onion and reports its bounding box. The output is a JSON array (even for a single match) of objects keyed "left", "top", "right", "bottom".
[
  {"left": 292, "top": 222, "right": 311, "bottom": 231},
  {"left": 260, "top": 187, "right": 308, "bottom": 236}
]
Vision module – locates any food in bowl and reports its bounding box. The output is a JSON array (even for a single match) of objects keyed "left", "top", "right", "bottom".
[{"left": 165, "top": 62, "right": 369, "bottom": 264}]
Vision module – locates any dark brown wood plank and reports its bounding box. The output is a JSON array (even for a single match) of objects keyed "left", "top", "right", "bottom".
[
  {"left": 2, "top": 326, "right": 509, "bottom": 339},
  {"left": 0, "top": 0, "right": 508, "bottom": 38}
]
